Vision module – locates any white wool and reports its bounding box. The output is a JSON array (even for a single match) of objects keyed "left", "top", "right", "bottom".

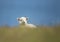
[{"left": 25, "top": 24, "right": 36, "bottom": 28}]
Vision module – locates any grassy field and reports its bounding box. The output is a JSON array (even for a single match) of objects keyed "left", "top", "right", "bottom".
[{"left": 0, "top": 25, "right": 60, "bottom": 42}]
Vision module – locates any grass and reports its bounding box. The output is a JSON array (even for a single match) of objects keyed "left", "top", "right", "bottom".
[{"left": 0, "top": 25, "right": 60, "bottom": 42}]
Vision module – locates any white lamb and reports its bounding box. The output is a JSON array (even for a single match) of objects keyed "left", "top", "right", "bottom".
[{"left": 17, "top": 16, "right": 36, "bottom": 28}]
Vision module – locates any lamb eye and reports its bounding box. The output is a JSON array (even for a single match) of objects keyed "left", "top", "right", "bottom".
[{"left": 20, "top": 19, "right": 22, "bottom": 21}]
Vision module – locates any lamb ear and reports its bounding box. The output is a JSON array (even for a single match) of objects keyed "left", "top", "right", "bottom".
[
  {"left": 17, "top": 17, "right": 20, "bottom": 21},
  {"left": 25, "top": 17, "right": 28, "bottom": 20},
  {"left": 26, "top": 17, "right": 28, "bottom": 20}
]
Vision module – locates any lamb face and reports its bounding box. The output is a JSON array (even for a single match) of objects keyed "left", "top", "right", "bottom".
[{"left": 17, "top": 17, "right": 28, "bottom": 24}]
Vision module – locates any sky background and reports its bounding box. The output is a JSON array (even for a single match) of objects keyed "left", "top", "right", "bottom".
[{"left": 0, "top": 0, "right": 60, "bottom": 26}]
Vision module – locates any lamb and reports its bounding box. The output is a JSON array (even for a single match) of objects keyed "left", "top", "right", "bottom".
[{"left": 17, "top": 16, "right": 37, "bottom": 28}]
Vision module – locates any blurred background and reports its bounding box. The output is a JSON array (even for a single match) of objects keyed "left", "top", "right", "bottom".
[
  {"left": 0, "top": 0, "right": 60, "bottom": 26},
  {"left": 0, "top": 0, "right": 60, "bottom": 42}
]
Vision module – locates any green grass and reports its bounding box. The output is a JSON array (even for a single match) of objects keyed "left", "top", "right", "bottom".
[{"left": 0, "top": 26, "right": 60, "bottom": 42}]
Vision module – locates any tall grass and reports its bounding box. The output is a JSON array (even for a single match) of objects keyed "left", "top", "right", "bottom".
[{"left": 0, "top": 25, "right": 60, "bottom": 42}]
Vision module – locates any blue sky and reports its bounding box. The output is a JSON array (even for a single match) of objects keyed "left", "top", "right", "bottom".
[{"left": 0, "top": 0, "right": 60, "bottom": 26}]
